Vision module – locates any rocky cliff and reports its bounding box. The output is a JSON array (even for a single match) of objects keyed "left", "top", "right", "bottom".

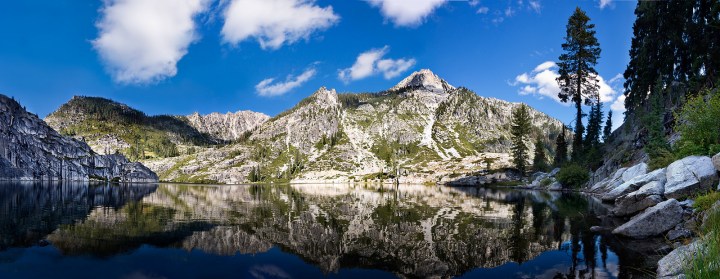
[
  {"left": 0, "top": 94, "right": 158, "bottom": 182},
  {"left": 145, "top": 69, "right": 565, "bottom": 184},
  {"left": 185, "top": 111, "right": 269, "bottom": 142}
]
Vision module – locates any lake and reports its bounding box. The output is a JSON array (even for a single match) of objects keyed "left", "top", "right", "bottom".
[{"left": 0, "top": 182, "right": 655, "bottom": 278}]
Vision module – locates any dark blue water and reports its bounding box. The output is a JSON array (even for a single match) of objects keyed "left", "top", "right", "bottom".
[{"left": 0, "top": 182, "right": 654, "bottom": 278}]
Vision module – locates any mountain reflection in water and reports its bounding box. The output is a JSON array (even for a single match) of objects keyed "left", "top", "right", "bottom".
[{"left": 0, "top": 182, "right": 653, "bottom": 278}]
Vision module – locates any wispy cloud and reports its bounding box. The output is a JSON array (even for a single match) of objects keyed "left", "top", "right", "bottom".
[
  {"left": 338, "top": 46, "right": 416, "bottom": 82},
  {"left": 256, "top": 67, "right": 317, "bottom": 97},
  {"left": 529, "top": 1, "right": 541, "bottom": 13},
  {"left": 93, "top": 0, "right": 210, "bottom": 84},
  {"left": 221, "top": 0, "right": 339, "bottom": 50},
  {"left": 476, "top": 6, "right": 489, "bottom": 14},
  {"left": 599, "top": 0, "right": 614, "bottom": 10},
  {"left": 367, "top": 0, "right": 447, "bottom": 27}
]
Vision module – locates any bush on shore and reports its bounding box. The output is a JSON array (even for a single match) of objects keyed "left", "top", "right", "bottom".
[{"left": 555, "top": 164, "right": 589, "bottom": 189}]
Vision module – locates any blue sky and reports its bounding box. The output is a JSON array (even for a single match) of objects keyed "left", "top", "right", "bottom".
[{"left": 0, "top": 0, "right": 635, "bottom": 129}]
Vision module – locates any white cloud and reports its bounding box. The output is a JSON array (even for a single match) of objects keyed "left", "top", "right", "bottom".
[
  {"left": 504, "top": 6, "right": 515, "bottom": 17},
  {"left": 610, "top": 94, "right": 626, "bottom": 130},
  {"left": 529, "top": 1, "right": 541, "bottom": 13},
  {"left": 512, "top": 61, "right": 618, "bottom": 104},
  {"left": 338, "top": 46, "right": 416, "bottom": 82},
  {"left": 221, "top": 0, "right": 339, "bottom": 50},
  {"left": 367, "top": 0, "right": 447, "bottom": 27},
  {"left": 255, "top": 68, "right": 316, "bottom": 97},
  {"left": 468, "top": 0, "right": 479, "bottom": 7},
  {"left": 476, "top": 6, "right": 489, "bottom": 14},
  {"left": 599, "top": 0, "right": 613, "bottom": 9},
  {"left": 93, "top": 0, "right": 209, "bottom": 84}
]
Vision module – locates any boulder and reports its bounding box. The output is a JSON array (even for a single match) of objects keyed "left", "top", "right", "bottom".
[
  {"left": 530, "top": 172, "right": 549, "bottom": 182},
  {"left": 622, "top": 163, "right": 648, "bottom": 183},
  {"left": 657, "top": 240, "right": 702, "bottom": 278},
  {"left": 612, "top": 199, "right": 684, "bottom": 239},
  {"left": 666, "top": 228, "right": 692, "bottom": 241},
  {"left": 664, "top": 156, "right": 718, "bottom": 200},
  {"left": 613, "top": 194, "right": 663, "bottom": 217},
  {"left": 601, "top": 168, "right": 666, "bottom": 202},
  {"left": 712, "top": 152, "right": 720, "bottom": 172}
]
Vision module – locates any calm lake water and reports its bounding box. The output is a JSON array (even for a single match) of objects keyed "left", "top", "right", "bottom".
[{"left": 0, "top": 182, "right": 655, "bottom": 278}]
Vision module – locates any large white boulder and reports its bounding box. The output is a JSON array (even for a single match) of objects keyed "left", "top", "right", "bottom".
[
  {"left": 664, "top": 156, "right": 718, "bottom": 200},
  {"left": 612, "top": 199, "right": 684, "bottom": 239},
  {"left": 601, "top": 168, "right": 666, "bottom": 202}
]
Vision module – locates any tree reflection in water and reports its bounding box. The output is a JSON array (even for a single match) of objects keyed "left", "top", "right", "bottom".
[{"left": 0, "top": 183, "right": 656, "bottom": 278}]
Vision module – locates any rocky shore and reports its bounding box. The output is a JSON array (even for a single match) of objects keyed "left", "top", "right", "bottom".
[{"left": 522, "top": 155, "right": 720, "bottom": 278}]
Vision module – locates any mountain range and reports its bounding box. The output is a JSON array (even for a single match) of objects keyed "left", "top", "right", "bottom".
[{"left": 35, "top": 69, "right": 565, "bottom": 184}]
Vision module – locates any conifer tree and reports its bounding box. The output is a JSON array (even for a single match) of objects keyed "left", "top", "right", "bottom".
[
  {"left": 603, "top": 110, "right": 613, "bottom": 142},
  {"left": 585, "top": 98, "right": 603, "bottom": 149},
  {"left": 510, "top": 104, "right": 532, "bottom": 174},
  {"left": 532, "top": 136, "right": 549, "bottom": 172},
  {"left": 554, "top": 129, "right": 568, "bottom": 167},
  {"left": 556, "top": 7, "right": 601, "bottom": 162}
]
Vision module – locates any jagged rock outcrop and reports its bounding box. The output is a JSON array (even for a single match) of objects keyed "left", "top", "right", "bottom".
[
  {"left": 185, "top": 111, "right": 269, "bottom": 142},
  {"left": 0, "top": 94, "right": 158, "bottom": 182},
  {"left": 601, "top": 167, "right": 665, "bottom": 202}
]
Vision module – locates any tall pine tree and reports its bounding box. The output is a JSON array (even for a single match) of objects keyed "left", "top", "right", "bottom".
[
  {"left": 532, "top": 136, "right": 550, "bottom": 172},
  {"left": 603, "top": 110, "right": 613, "bottom": 142},
  {"left": 554, "top": 128, "right": 568, "bottom": 167},
  {"left": 511, "top": 104, "right": 532, "bottom": 174},
  {"left": 585, "top": 97, "right": 603, "bottom": 149},
  {"left": 557, "top": 7, "right": 601, "bottom": 162},
  {"left": 624, "top": 0, "right": 720, "bottom": 113}
]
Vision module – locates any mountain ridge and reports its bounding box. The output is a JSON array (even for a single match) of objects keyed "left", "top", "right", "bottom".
[{"left": 45, "top": 70, "right": 566, "bottom": 184}]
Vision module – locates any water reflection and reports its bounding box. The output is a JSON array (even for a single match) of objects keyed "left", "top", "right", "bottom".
[{"left": 0, "top": 182, "right": 654, "bottom": 278}]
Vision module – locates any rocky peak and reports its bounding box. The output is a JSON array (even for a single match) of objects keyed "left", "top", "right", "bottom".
[
  {"left": 310, "top": 87, "right": 339, "bottom": 108},
  {"left": 390, "top": 69, "right": 455, "bottom": 93}
]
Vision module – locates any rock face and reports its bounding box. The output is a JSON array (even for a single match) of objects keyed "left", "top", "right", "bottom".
[
  {"left": 0, "top": 94, "right": 158, "bottom": 182},
  {"left": 612, "top": 199, "right": 684, "bottom": 239},
  {"left": 664, "top": 156, "right": 718, "bottom": 199},
  {"left": 185, "top": 111, "right": 269, "bottom": 142}
]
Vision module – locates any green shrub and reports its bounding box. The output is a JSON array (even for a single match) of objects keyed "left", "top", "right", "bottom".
[
  {"left": 693, "top": 191, "right": 720, "bottom": 212},
  {"left": 648, "top": 148, "right": 677, "bottom": 171},
  {"left": 556, "top": 164, "right": 589, "bottom": 189},
  {"left": 539, "top": 178, "right": 553, "bottom": 187},
  {"left": 675, "top": 88, "right": 720, "bottom": 157}
]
